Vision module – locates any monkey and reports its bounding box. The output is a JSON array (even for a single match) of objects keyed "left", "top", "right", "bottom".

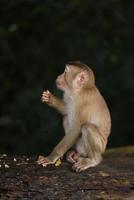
[{"left": 37, "top": 61, "right": 111, "bottom": 172}]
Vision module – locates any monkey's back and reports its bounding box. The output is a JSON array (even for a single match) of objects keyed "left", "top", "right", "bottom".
[{"left": 76, "top": 87, "right": 111, "bottom": 137}]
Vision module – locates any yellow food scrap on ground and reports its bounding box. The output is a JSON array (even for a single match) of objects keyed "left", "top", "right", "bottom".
[{"left": 55, "top": 159, "right": 61, "bottom": 167}]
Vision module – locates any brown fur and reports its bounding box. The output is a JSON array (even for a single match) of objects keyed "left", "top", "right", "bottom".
[{"left": 37, "top": 62, "right": 111, "bottom": 172}]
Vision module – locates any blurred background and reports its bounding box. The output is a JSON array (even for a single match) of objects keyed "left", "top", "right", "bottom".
[{"left": 0, "top": 0, "right": 134, "bottom": 155}]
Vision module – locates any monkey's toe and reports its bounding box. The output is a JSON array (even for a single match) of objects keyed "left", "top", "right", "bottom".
[
  {"left": 72, "top": 162, "right": 87, "bottom": 172},
  {"left": 72, "top": 157, "right": 92, "bottom": 172}
]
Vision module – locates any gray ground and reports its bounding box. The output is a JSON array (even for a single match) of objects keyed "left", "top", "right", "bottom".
[{"left": 0, "top": 147, "right": 134, "bottom": 200}]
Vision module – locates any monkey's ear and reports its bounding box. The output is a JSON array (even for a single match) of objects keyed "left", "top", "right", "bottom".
[{"left": 76, "top": 72, "right": 87, "bottom": 86}]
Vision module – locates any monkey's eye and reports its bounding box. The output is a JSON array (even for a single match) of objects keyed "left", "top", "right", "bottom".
[{"left": 65, "top": 65, "right": 69, "bottom": 73}]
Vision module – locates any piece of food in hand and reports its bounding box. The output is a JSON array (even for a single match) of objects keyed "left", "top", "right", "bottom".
[{"left": 55, "top": 159, "right": 61, "bottom": 167}]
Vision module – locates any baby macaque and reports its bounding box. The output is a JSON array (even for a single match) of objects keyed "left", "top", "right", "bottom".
[{"left": 37, "top": 61, "right": 111, "bottom": 172}]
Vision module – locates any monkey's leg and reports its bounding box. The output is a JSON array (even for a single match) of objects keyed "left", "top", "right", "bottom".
[
  {"left": 66, "top": 150, "right": 80, "bottom": 164},
  {"left": 72, "top": 123, "right": 106, "bottom": 172}
]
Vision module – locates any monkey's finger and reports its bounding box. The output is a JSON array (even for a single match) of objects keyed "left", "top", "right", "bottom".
[
  {"left": 42, "top": 90, "right": 50, "bottom": 96},
  {"left": 37, "top": 158, "right": 44, "bottom": 165},
  {"left": 42, "top": 97, "right": 50, "bottom": 102},
  {"left": 67, "top": 156, "right": 76, "bottom": 164},
  {"left": 37, "top": 156, "right": 46, "bottom": 164},
  {"left": 42, "top": 163, "right": 47, "bottom": 167},
  {"left": 37, "top": 158, "right": 47, "bottom": 164},
  {"left": 42, "top": 95, "right": 50, "bottom": 99},
  {"left": 38, "top": 160, "right": 48, "bottom": 166},
  {"left": 38, "top": 156, "right": 51, "bottom": 166},
  {"left": 42, "top": 93, "right": 51, "bottom": 99},
  {"left": 37, "top": 160, "right": 46, "bottom": 166},
  {"left": 42, "top": 90, "right": 50, "bottom": 95},
  {"left": 42, "top": 94, "right": 50, "bottom": 99},
  {"left": 42, "top": 95, "right": 49, "bottom": 99},
  {"left": 46, "top": 90, "right": 50, "bottom": 94},
  {"left": 42, "top": 93, "right": 50, "bottom": 98}
]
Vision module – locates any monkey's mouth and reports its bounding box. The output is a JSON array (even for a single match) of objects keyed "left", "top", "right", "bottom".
[
  {"left": 56, "top": 81, "right": 60, "bottom": 87},
  {"left": 56, "top": 82, "right": 64, "bottom": 91},
  {"left": 56, "top": 84, "right": 63, "bottom": 89},
  {"left": 56, "top": 80, "right": 62, "bottom": 87}
]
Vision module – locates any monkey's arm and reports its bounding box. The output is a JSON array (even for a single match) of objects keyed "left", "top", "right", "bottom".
[
  {"left": 42, "top": 90, "right": 66, "bottom": 115},
  {"left": 37, "top": 124, "right": 80, "bottom": 165},
  {"left": 49, "top": 95, "right": 66, "bottom": 115},
  {"left": 48, "top": 127, "right": 80, "bottom": 162}
]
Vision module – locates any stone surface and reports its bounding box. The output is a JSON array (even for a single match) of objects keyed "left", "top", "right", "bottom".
[{"left": 0, "top": 147, "right": 134, "bottom": 200}]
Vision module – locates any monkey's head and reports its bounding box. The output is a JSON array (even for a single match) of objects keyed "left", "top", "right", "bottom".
[{"left": 56, "top": 61, "right": 95, "bottom": 93}]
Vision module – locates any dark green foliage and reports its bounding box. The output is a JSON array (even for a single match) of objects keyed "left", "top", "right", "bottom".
[{"left": 0, "top": 0, "right": 134, "bottom": 154}]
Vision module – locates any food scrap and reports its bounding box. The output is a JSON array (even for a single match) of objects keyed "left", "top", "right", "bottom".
[
  {"left": 5, "top": 164, "right": 10, "bottom": 168},
  {"left": 55, "top": 159, "right": 61, "bottom": 167}
]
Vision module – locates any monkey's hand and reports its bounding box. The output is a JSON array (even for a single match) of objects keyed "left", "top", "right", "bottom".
[
  {"left": 66, "top": 150, "right": 80, "bottom": 164},
  {"left": 41, "top": 90, "right": 53, "bottom": 105},
  {"left": 37, "top": 155, "right": 54, "bottom": 167}
]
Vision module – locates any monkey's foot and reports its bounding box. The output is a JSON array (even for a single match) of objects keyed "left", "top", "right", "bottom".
[
  {"left": 72, "top": 157, "right": 100, "bottom": 172},
  {"left": 66, "top": 150, "right": 80, "bottom": 164},
  {"left": 37, "top": 155, "right": 53, "bottom": 167}
]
